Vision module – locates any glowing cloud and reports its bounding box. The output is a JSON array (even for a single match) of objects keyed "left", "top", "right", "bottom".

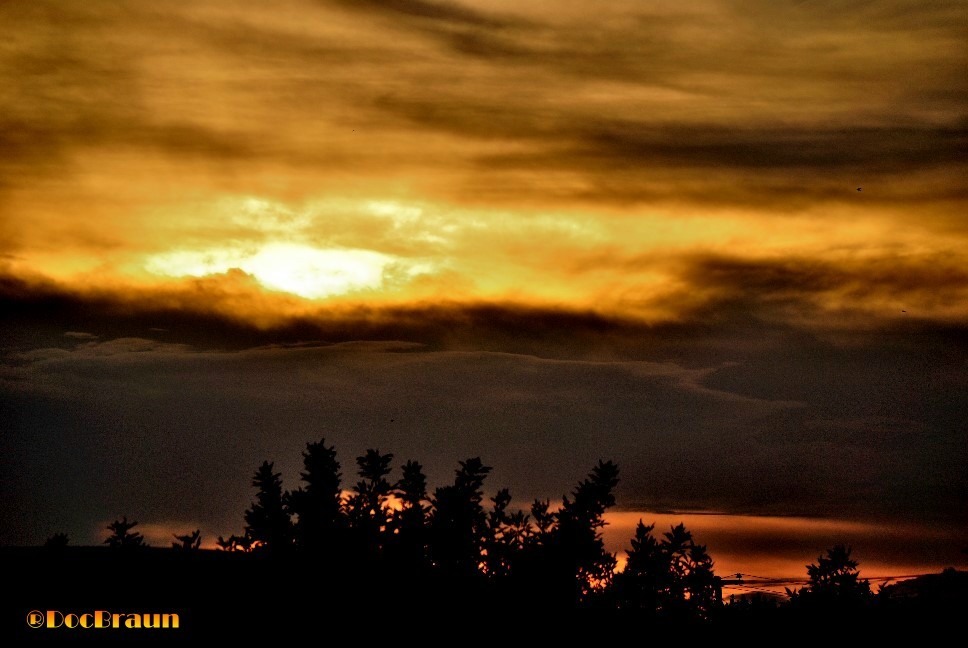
[{"left": 145, "top": 243, "right": 395, "bottom": 299}]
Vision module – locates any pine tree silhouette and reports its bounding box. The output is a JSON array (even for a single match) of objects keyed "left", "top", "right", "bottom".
[
  {"left": 529, "top": 499, "right": 555, "bottom": 542},
  {"left": 788, "top": 544, "right": 873, "bottom": 608},
  {"left": 346, "top": 449, "right": 395, "bottom": 557},
  {"left": 104, "top": 516, "right": 146, "bottom": 548},
  {"left": 485, "top": 488, "right": 529, "bottom": 578},
  {"left": 202, "top": 440, "right": 732, "bottom": 616},
  {"left": 428, "top": 457, "right": 491, "bottom": 575},
  {"left": 286, "top": 439, "right": 345, "bottom": 552},
  {"left": 614, "top": 521, "right": 667, "bottom": 612},
  {"left": 663, "top": 523, "right": 694, "bottom": 612},
  {"left": 391, "top": 459, "right": 429, "bottom": 567},
  {"left": 552, "top": 460, "right": 620, "bottom": 602},
  {"left": 682, "top": 540, "right": 719, "bottom": 616},
  {"left": 244, "top": 461, "right": 292, "bottom": 552},
  {"left": 613, "top": 521, "right": 721, "bottom": 617}
]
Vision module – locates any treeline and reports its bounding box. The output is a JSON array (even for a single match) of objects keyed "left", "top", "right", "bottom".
[
  {"left": 97, "top": 439, "right": 721, "bottom": 618},
  {"left": 69, "top": 438, "right": 942, "bottom": 621}
]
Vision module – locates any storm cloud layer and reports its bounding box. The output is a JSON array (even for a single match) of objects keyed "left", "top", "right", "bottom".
[{"left": 2, "top": 290, "right": 965, "bottom": 549}]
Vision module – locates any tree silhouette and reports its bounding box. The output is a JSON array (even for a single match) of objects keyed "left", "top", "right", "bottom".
[
  {"left": 788, "top": 544, "right": 872, "bottom": 608},
  {"left": 529, "top": 499, "right": 555, "bottom": 541},
  {"left": 551, "top": 460, "right": 620, "bottom": 602},
  {"left": 681, "top": 539, "right": 719, "bottom": 616},
  {"left": 345, "top": 448, "right": 395, "bottom": 556},
  {"left": 173, "top": 529, "right": 202, "bottom": 550},
  {"left": 91, "top": 439, "right": 736, "bottom": 616},
  {"left": 663, "top": 523, "right": 720, "bottom": 617},
  {"left": 286, "top": 439, "right": 344, "bottom": 552},
  {"left": 104, "top": 516, "right": 146, "bottom": 548},
  {"left": 216, "top": 534, "right": 253, "bottom": 552},
  {"left": 13, "top": 435, "right": 782, "bottom": 632},
  {"left": 613, "top": 521, "right": 721, "bottom": 617},
  {"left": 44, "top": 532, "right": 69, "bottom": 548},
  {"left": 391, "top": 459, "right": 429, "bottom": 567},
  {"left": 613, "top": 521, "right": 667, "bottom": 612},
  {"left": 428, "top": 457, "right": 491, "bottom": 575},
  {"left": 485, "top": 488, "right": 529, "bottom": 578},
  {"left": 662, "top": 523, "right": 694, "bottom": 612},
  {"left": 509, "top": 460, "right": 620, "bottom": 608},
  {"left": 244, "top": 461, "right": 292, "bottom": 552}
]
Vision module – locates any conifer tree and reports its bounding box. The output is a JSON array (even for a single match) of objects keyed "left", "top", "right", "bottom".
[{"left": 244, "top": 461, "right": 292, "bottom": 552}]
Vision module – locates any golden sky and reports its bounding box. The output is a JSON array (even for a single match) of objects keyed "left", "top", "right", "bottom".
[{"left": 2, "top": 0, "right": 965, "bottom": 326}]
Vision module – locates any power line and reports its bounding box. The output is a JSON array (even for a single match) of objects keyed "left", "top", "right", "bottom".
[
  {"left": 730, "top": 571, "right": 934, "bottom": 583},
  {"left": 723, "top": 583, "right": 791, "bottom": 598},
  {"left": 722, "top": 571, "right": 937, "bottom": 600}
]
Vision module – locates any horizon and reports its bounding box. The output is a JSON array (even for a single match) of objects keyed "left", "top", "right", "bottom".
[{"left": 15, "top": 504, "right": 964, "bottom": 601}]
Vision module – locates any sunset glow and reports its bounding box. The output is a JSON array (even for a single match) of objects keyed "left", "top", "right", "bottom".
[
  {"left": 145, "top": 243, "right": 397, "bottom": 299},
  {"left": 0, "top": 0, "right": 964, "bottom": 323}
]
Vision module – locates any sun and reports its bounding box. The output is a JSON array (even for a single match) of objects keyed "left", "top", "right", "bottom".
[{"left": 145, "top": 242, "right": 394, "bottom": 299}]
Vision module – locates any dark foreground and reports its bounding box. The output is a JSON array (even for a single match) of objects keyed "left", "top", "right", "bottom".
[{"left": 5, "top": 547, "right": 965, "bottom": 642}]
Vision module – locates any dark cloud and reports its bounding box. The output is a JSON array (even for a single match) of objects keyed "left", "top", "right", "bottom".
[
  {"left": 674, "top": 253, "right": 968, "bottom": 294},
  {"left": 551, "top": 250, "right": 968, "bottom": 333},
  {"left": 483, "top": 121, "right": 966, "bottom": 207},
  {"left": 2, "top": 271, "right": 966, "bottom": 547},
  {"left": 567, "top": 123, "right": 967, "bottom": 173},
  {"left": 4, "top": 248, "right": 968, "bottom": 363},
  {"left": 0, "top": 338, "right": 764, "bottom": 543},
  {"left": 327, "top": 0, "right": 518, "bottom": 28},
  {"left": 669, "top": 253, "right": 968, "bottom": 319},
  {"left": 371, "top": 97, "right": 966, "bottom": 207},
  {"left": 63, "top": 331, "right": 98, "bottom": 340},
  {"left": 0, "top": 272, "right": 672, "bottom": 360},
  {"left": 2, "top": 323, "right": 964, "bottom": 549}
]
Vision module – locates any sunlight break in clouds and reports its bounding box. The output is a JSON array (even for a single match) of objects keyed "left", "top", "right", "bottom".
[{"left": 145, "top": 243, "right": 396, "bottom": 299}]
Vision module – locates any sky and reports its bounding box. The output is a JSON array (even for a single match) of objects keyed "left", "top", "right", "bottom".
[{"left": 1, "top": 0, "right": 966, "bottom": 574}]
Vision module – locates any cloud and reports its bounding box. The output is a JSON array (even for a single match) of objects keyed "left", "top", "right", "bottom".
[
  {"left": 0, "top": 0, "right": 964, "bottom": 304},
  {"left": 64, "top": 331, "right": 97, "bottom": 340},
  {"left": 499, "top": 122, "right": 964, "bottom": 174},
  {"left": 1, "top": 0, "right": 963, "bottom": 217},
  {"left": 661, "top": 252, "right": 968, "bottom": 326},
  {"left": 602, "top": 512, "right": 963, "bottom": 579},
  {"left": 2, "top": 285, "right": 965, "bottom": 546},
  {"left": 4, "top": 242, "right": 968, "bottom": 361},
  {"left": 0, "top": 336, "right": 784, "bottom": 545},
  {"left": 327, "top": 0, "right": 519, "bottom": 28},
  {"left": 0, "top": 271, "right": 654, "bottom": 354}
]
